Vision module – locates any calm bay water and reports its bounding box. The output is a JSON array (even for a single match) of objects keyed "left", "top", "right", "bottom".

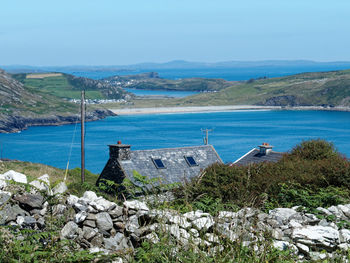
[
  {"left": 65, "top": 65, "right": 350, "bottom": 81},
  {"left": 1, "top": 110, "right": 350, "bottom": 174}
]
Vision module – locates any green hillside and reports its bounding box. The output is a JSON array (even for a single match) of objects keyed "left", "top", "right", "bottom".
[
  {"left": 178, "top": 69, "right": 350, "bottom": 106},
  {"left": 0, "top": 69, "right": 115, "bottom": 133},
  {"left": 0, "top": 70, "right": 78, "bottom": 116},
  {"left": 104, "top": 72, "right": 236, "bottom": 91},
  {"left": 12, "top": 73, "right": 129, "bottom": 100}
]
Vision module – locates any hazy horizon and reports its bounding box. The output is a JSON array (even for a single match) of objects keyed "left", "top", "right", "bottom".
[
  {"left": 1, "top": 0, "right": 350, "bottom": 66},
  {"left": 3, "top": 59, "right": 350, "bottom": 68}
]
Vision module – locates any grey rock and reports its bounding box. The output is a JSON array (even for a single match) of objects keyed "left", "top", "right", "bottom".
[
  {"left": 52, "top": 182, "right": 67, "bottom": 195},
  {"left": 73, "top": 202, "right": 88, "bottom": 212},
  {"left": 52, "top": 204, "right": 66, "bottom": 215},
  {"left": 78, "top": 197, "right": 90, "bottom": 206},
  {"left": 205, "top": 233, "right": 219, "bottom": 243},
  {"left": 273, "top": 240, "right": 297, "bottom": 253},
  {"left": 269, "top": 208, "right": 297, "bottom": 223},
  {"left": 272, "top": 228, "right": 283, "bottom": 240},
  {"left": 90, "top": 233, "right": 104, "bottom": 247},
  {"left": 0, "top": 179, "right": 7, "bottom": 189},
  {"left": 88, "top": 205, "right": 98, "bottom": 213},
  {"left": 14, "top": 193, "right": 44, "bottom": 209},
  {"left": 108, "top": 206, "right": 123, "bottom": 218},
  {"left": 237, "top": 207, "right": 258, "bottom": 219},
  {"left": 0, "top": 191, "right": 11, "bottom": 206},
  {"left": 292, "top": 225, "right": 339, "bottom": 249},
  {"left": 0, "top": 204, "right": 27, "bottom": 224},
  {"left": 316, "top": 207, "right": 332, "bottom": 216},
  {"left": 40, "top": 201, "right": 48, "bottom": 216},
  {"left": 339, "top": 229, "right": 350, "bottom": 243},
  {"left": 327, "top": 206, "right": 344, "bottom": 219},
  {"left": 152, "top": 209, "right": 191, "bottom": 228},
  {"left": 296, "top": 242, "right": 310, "bottom": 254},
  {"left": 124, "top": 200, "right": 149, "bottom": 212},
  {"left": 266, "top": 218, "right": 281, "bottom": 228},
  {"left": 1, "top": 170, "right": 27, "bottom": 184},
  {"left": 338, "top": 243, "right": 350, "bottom": 251},
  {"left": 304, "top": 213, "right": 320, "bottom": 224},
  {"left": 288, "top": 219, "right": 302, "bottom": 229},
  {"left": 192, "top": 216, "right": 214, "bottom": 231},
  {"left": 218, "top": 210, "right": 237, "bottom": 218},
  {"left": 183, "top": 210, "right": 209, "bottom": 221},
  {"left": 84, "top": 220, "right": 96, "bottom": 228},
  {"left": 37, "top": 217, "right": 45, "bottom": 229},
  {"left": 125, "top": 215, "right": 139, "bottom": 233},
  {"left": 29, "top": 174, "right": 50, "bottom": 193},
  {"left": 86, "top": 213, "right": 97, "bottom": 221},
  {"left": 104, "top": 232, "right": 128, "bottom": 250},
  {"left": 96, "top": 212, "right": 113, "bottom": 232},
  {"left": 83, "top": 191, "right": 98, "bottom": 202},
  {"left": 93, "top": 198, "right": 116, "bottom": 212},
  {"left": 61, "top": 221, "right": 79, "bottom": 239},
  {"left": 337, "top": 205, "right": 350, "bottom": 218},
  {"left": 66, "top": 195, "right": 79, "bottom": 206},
  {"left": 16, "top": 215, "right": 36, "bottom": 228},
  {"left": 309, "top": 252, "right": 328, "bottom": 261},
  {"left": 83, "top": 226, "right": 98, "bottom": 240},
  {"left": 74, "top": 211, "right": 88, "bottom": 224},
  {"left": 318, "top": 219, "right": 329, "bottom": 227},
  {"left": 142, "top": 232, "right": 159, "bottom": 244},
  {"left": 189, "top": 228, "right": 199, "bottom": 238}
]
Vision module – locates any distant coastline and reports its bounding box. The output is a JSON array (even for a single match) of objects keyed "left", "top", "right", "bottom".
[{"left": 109, "top": 105, "right": 350, "bottom": 115}]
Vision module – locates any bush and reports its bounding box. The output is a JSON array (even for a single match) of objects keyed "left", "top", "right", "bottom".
[
  {"left": 289, "top": 139, "right": 338, "bottom": 160},
  {"left": 173, "top": 140, "right": 350, "bottom": 211}
]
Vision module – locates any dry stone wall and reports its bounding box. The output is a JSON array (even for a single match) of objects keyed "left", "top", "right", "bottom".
[{"left": 0, "top": 170, "right": 350, "bottom": 262}]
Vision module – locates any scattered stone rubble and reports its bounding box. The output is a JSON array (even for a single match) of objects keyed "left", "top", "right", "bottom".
[{"left": 0, "top": 170, "right": 350, "bottom": 262}]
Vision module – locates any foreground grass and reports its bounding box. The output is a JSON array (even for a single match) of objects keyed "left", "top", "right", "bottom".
[{"left": 0, "top": 160, "right": 99, "bottom": 196}]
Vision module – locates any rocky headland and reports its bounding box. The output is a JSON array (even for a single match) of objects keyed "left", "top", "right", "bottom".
[
  {"left": 0, "top": 109, "right": 115, "bottom": 133},
  {"left": 0, "top": 68, "right": 117, "bottom": 133}
]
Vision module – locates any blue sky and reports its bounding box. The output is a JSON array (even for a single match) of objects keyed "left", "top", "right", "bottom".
[{"left": 1, "top": 0, "right": 350, "bottom": 65}]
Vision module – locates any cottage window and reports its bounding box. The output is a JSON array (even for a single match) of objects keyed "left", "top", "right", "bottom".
[
  {"left": 184, "top": 156, "right": 198, "bottom": 167},
  {"left": 152, "top": 158, "right": 166, "bottom": 169}
]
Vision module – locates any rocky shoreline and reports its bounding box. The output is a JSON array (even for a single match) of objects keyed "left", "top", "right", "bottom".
[{"left": 0, "top": 109, "right": 116, "bottom": 133}]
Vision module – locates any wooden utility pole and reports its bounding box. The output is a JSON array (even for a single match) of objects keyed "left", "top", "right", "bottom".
[
  {"left": 0, "top": 141, "right": 3, "bottom": 160},
  {"left": 201, "top": 128, "right": 213, "bottom": 145},
  {"left": 81, "top": 90, "right": 85, "bottom": 183}
]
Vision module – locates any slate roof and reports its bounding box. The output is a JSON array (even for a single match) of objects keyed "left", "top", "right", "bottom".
[
  {"left": 233, "top": 148, "right": 285, "bottom": 166},
  {"left": 98, "top": 145, "right": 223, "bottom": 186}
]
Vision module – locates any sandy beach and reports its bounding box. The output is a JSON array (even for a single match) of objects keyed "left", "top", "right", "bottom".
[{"left": 109, "top": 105, "right": 350, "bottom": 115}]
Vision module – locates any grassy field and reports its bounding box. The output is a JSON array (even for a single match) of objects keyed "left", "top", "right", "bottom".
[
  {"left": 16, "top": 74, "right": 104, "bottom": 99},
  {"left": 0, "top": 160, "right": 100, "bottom": 196}
]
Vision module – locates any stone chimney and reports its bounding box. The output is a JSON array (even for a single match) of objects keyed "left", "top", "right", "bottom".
[
  {"left": 258, "top": 142, "right": 273, "bottom": 155},
  {"left": 109, "top": 141, "right": 131, "bottom": 161}
]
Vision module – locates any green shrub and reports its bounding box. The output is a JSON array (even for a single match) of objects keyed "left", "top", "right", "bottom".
[
  {"left": 289, "top": 139, "right": 338, "bottom": 160},
  {"left": 173, "top": 140, "right": 350, "bottom": 211}
]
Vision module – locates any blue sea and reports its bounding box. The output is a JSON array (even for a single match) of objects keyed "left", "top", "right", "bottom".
[
  {"left": 1, "top": 110, "right": 350, "bottom": 174},
  {"left": 64, "top": 65, "right": 350, "bottom": 81}
]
